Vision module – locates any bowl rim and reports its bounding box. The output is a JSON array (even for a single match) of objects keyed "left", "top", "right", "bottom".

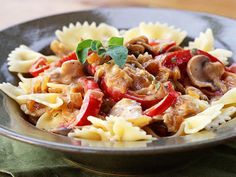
[{"left": 0, "top": 7, "right": 236, "bottom": 155}]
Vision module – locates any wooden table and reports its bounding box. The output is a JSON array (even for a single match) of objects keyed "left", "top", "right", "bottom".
[{"left": 1, "top": 0, "right": 236, "bottom": 30}]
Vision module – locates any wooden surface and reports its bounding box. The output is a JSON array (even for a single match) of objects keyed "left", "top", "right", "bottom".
[{"left": 0, "top": 0, "right": 236, "bottom": 30}]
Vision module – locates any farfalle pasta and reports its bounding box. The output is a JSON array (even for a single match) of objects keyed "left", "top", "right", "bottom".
[
  {"left": 55, "top": 21, "right": 120, "bottom": 51},
  {"left": 0, "top": 21, "right": 236, "bottom": 142},
  {"left": 8, "top": 45, "right": 58, "bottom": 73},
  {"left": 187, "top": 28, "right": 232, "bottom": 65},
  {"left": 123, "top": 22, "right": 187, "bottom": 44},
  {"left": 69, "top": 116, "right": 153, "bottom": 141}
]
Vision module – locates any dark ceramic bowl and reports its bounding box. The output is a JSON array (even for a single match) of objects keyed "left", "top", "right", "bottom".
[{"left": 0, "top": 7, "right": 236, "bottom": 175}]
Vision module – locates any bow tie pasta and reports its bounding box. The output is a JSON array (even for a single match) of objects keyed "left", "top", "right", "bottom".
[{"left": 0, "top": 20, "right": 236, "bottom": 142}]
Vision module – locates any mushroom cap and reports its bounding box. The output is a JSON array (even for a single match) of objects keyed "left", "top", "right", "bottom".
[{"left": 187, "top": 55, "right": 225, "bottom": 91}]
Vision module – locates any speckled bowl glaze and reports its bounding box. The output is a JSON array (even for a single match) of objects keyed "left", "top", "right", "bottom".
[{"left": 0, "top": 8, "right": 236, "bottom": 174}]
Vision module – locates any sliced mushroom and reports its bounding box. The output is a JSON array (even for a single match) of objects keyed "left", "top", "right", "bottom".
[
  {"left": 126, "top": 36, "right": 153, "bottom": 57},
  {"left": 187, "top": 55, "right": 226, "bottom": 92}
]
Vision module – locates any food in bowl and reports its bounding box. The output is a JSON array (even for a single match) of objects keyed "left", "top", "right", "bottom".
[{"left": 1, "top": 21, "right": 236, "bottom": 142}]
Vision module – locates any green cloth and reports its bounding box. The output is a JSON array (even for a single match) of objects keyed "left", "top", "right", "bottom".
[{"left": 0, "top": 136, "right": 235, "bottom": 177}]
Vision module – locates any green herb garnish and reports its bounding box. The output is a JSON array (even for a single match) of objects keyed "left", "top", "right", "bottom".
[
  {"left": 76, "top": 37, "right": 128, "bottom": 67},
  {"left": 108, "top": 37, "right": 124, "bottom": 47},
  {"left": 90, "top": 40, "right": 102, "bottom": 52},
  {"left": 106, "top": 46, "right": 128, "bottom": 67},
  {"left": 76, "top": 39, "right": 93, "bottom": 64}
]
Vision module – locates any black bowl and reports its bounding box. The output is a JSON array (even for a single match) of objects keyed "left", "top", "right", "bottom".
[{"left": 0, "top": 7, "right": 236, "bottom": 174}]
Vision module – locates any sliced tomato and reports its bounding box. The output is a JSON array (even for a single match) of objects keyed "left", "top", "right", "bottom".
[
  {"left": 73, "top": 89, "right": 104, "bottom": 126},
  {"left": 100, "top": 79, "right": 124, "bottom": 101},
  {"left": 68, "top": 77, "right": 103, "bottom": 127},
  {"left": 124, "top": 91, "right": 162, "bottom": 109},
  {"left": 149, "top": 40, "right": 176, "bottom": 56},
  {"left": 86, "top": 64, "right": 97, "bottom": 75},
  {"left": 29, "top": 57, "right": 49, "bottom": 77},
  {"left": 56, "top": 52, "right": 77, "bottom": 67},
  {"left": 79, "top": 77, "right": 100, "bottom": 93},
  {"left": 101, "top": 78, "right": 164, "bottom": 109},
  {"left": 144, "top": 91, "right": 178, "bottom": 116},
  {"left": 161, "top": 49, "right": 223, "bottom": 69},
  {"left": 149, "top": 41, "right": 159, "bottom": 46},
  {"left": 144, "top": 83, "right": 179, "bottom": 116}
]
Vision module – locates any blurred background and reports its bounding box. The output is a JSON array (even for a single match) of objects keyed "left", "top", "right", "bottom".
[{"left": 1, "top": 0, "right": 236, "bottom": 29}]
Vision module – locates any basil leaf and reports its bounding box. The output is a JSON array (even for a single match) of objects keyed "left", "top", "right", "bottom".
[
  {"left": 108, "top": 37, "right": 124, "bottom": 47},
  {"left": 91, "top": 40, "right": 103, "bottom": 52},
  {"left": 98, "top": 48, "right": 106, "bottom": 56},
  {"left": 77, "top": 48, "right": 90, "bottom": 64},
  {"left": 76, "top": 39, "right": 93, "bottom": 50},
  {"left": 76, "top": 39, "right": 93, "bottom": 63},
  {"left": 106, "top": 46, "right": 128, "bottom": 67}
]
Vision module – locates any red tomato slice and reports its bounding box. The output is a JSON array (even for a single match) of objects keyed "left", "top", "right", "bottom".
[
  {"left": 144, "top": 82, "right": 178, "bottom": 116},
  {"left": 149, "top": 41, "right": 159, "bottom": 46},
  {"left": 149, "top": 40, "right": 176, "bottom": 56},
  {"left": 74, "top": 89, "right": 104, "bottom": 126},
  {"left": 56, "top": 52, "right": 77, "bottom": 67},
  {"left": 86, "top": 64, "right": 97, "bottom": 75},
  {"left": 144, "top": 91, "right": 178, "bottom": 116},
  {"left": 161, "top": 49, "right": 223, "bottom": 69},
  {"left": 100, "top": 79, "right": 125, "bottom": 101},
  {"left": 67, "top": 77, "right": 103, "bottom": 127},
  {"left": 79, "top": 77, "right": 100, "bottom": 93},
  {"left": 124, "top": 91, "right": 162, "bottom": 109},
  {"left": 29, "top": 57, "right": 49, "bottom": 77},
  {"left": 101, "top": 78, "right": 165, "bottom": 109}
]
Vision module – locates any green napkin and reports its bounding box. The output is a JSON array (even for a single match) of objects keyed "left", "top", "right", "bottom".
[{"left": 0, "top": 136, "right": 235, "bottom": 177}]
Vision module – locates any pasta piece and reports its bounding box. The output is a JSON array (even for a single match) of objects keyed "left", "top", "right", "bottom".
[
  {"left": 208, "top": 48, "right": 233, "bottom": 65},
  {"left": 123, "top": 27, "right": 140, "bottom": 42},
  {"left": 205, "top": 106, "right": 236, "bottom": 130},
  {"left": 47, "top": 83, "right": 68, "bottom": 89},
  {"left": 124, "top": 22, "right": 187, "bottom": 45},
  {"left": 55, "top": 21, "right": 120, "bottom": 51},
  {"left": 127, "top": 116, "right": 152, "bottom": 127},
  {"left": 0, "top": 83, "right": 25, "bottom": 104},
  {"left": 182, "top": 104, "right": 224, "bottom": 134},
  {"left": 112, "top": 117, "right": 153, "bottom": 141},
  {"left": 18, "top": 73, "right": 37, "bottom": 93},
  {"left": 18, "top": 73, "right": 52, "bottom": 94},
  {"left": 188, "top": 28, "right": 214, "bottom": 51},
  {"left": 68, "top": 126, "right": 112, "bottom": 141},
  {"left": 17, "top": 93, "right": 63, "bottom": 108},
  {"left": 82, "top": 116, "right": 153, "bottom": 141},
  {"left": 187, "top": 29, "right": 233, "bottom": 65},
  {"left": 36, "top": 110, "right": 76, "bottom": 131},
  {"left": 8, "top": 45, "right": 58, "bottom": 73},
  {"left": 212, "top": 88, "right": 236, "bottom": 106},
  {"left": 88, "top": 116, "right": 112, "bottom": 131},
  {"left": 50, "top": 39, "right": 71, "bottom": 57}
]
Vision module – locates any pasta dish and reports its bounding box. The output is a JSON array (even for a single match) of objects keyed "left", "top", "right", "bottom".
[{"left": 1, "top": 21, "right": 236, "bottom": 141}]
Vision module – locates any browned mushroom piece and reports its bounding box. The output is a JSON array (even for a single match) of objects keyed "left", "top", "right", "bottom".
[
  {"left": 126, "top": 36, "right": 153, "bottom": 56},
  {"left": 187, "top": 55, "right": 226, "bottom": 92}
]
